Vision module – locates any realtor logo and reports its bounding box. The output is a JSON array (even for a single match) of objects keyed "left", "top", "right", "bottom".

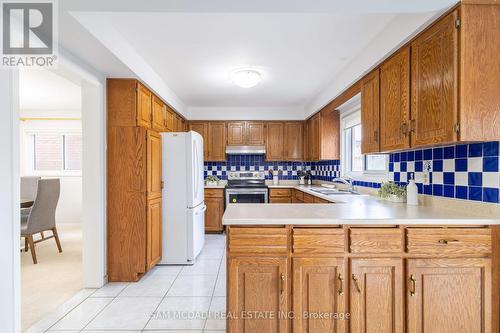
[{"left": 1, "top": 1, "right": 58, "bottom": 67}]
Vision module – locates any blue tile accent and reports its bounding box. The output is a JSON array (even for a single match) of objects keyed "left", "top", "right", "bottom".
[
  {"left": 443, "top": 185, "right": 454, "bottom": 198},
  {"left": 424, "top": 149, "right": 432, "bottom": 160},
  {"left": 469, "top": 143, "right": 483, "bottom": 157},
  {"left": 415, "top": 161, "right": 423, "bottom": 172},
  {"left": 415, "top": 150, "right": 423, "bottom": 161},
  {"left": 455, "top": 158, "right": 468, "bottom": 172},
  {"left": 468, "top": 186, "right": 482, "bottom": 201},
  {"left": 455, "top": 144, "right": 468, "bottom": 158},
  {"left": 433, "top": 184, "right": 443, "bottom": 196},
  {"left": 433, "top": 160, "right": 443, "bottom": 172},
  {"left": 443, "top": 172, "right": 455, "bottom": 185},
  {"left": 433, "top": 147, "right": 443, "bottom": 160},
  {"left": 483, "top": 142, "right": 499, "bottom": 157},
  {"left": 424, "top": 184, "right": 433, "bottom": 195},
  {"left": 455, "top": 186, "right": 468, "bottom": 199},
  {"left": 468, "top": 172, "right": 482, "bottom": 186},
  {"left": 407, "top": 151, "right": 415, "bottom": 162},
  {"left": 400, "top": 162, "right": 407, "bottom": 172},
  {"left": 444, "top": 146, "right": 454, "bottom": 159},
  {"left": 483, "top": 157, "right": 499, "bottom": 172},
  {"left": 483, "top": 188, "right": 499, "bottom": 204}
]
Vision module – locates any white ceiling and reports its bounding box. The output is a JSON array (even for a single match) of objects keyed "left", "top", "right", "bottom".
[
  {"left": 19, "top": 69, "right": 82, "bottom": 114},
  {"left": 57, "top": 0, "right": 458, "bottom": 119}
]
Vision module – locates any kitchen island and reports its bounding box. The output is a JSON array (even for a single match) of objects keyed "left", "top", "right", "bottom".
[{"left": 222, "top": 194, "right": 500, "bottom": 333}]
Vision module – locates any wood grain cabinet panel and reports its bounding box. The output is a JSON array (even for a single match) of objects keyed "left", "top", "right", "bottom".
[
  {"left": 147, "top": 131, "right": 162, "bottom": 200},
  {"left": 165, "top": 107, "right": 175, "bottom": 132},
  {"left": 227, "top": 122, "right": 245, "bottom": 145},
  {"left": 307, "top": 114, "right": 320, "bottom": 161},
  {"left": 266, "top": 122, "right": 284, "bottom": 161},
  {"left": 137, "top": 83, "right": 152, "bottom": 128},
  {"left": 151, "top": 96, "right": 166, "bottom": 132},
  {"left": 292, "top": 257, "right": 346, "bottom": 333},
  {"left": 350, "top": 258, "right": 404, "bottom": 333},
  {"left": 146, "top": 197, "right": 162, "bottom": 270},
  {"left": 269, "top": 189, "right": 292, "bottom": 198},
  {"left": 207, "top": 122, "right": 227, "bottom": 161},
  {"left": 189, "top": 122, "right": 209, "bottom": 160},
  {"left": 380, "top": 47, "right": 411, "bottom": 152},
  {"left": 293, "top": 228, "right": 344, "bottom": 255},
  {"left": 205, "top": 189, "right": 224, "bottom": 233},
  {"left": 270, "top": 197, "right": 292, "bottom": 203},
  {"left": 293, "top": 190, "right": 304, "bottom": 203},
  {"left": 284, "top": 122, "right": 304, "bottom": 161},
  {"left": 361, "top": 69, "right": 380, "bottom": 154},
  {"left": 350, "top": 228, "right": 403, "bottom": 254},
  {"left": 410, "top": 9, "right": 459, "bottom": 147},
  {"left": 407, "top": 258, "right": 491, "bottom": 333},
  {"left": 246, "top": 122, "right": 265, "bottom": 145},
  {"left": 229, "top": 227, "right": 288, "bottom": 254},
  {"left": 228, "top": 257, "right": 289, "bottom": 333}
]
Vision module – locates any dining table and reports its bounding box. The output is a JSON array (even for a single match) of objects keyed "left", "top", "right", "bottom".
[{"left": 21, "top": 198, "right": 34, "bottom": 208}]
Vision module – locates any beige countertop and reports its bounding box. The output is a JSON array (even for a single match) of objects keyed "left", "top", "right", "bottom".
[{"left": 223, "top": 184, "right": 500, "bottom": 225}]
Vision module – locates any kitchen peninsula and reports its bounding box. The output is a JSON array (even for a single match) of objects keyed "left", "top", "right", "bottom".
[{"left": 223, "top": 187, "right": 500, "bottom": 332}]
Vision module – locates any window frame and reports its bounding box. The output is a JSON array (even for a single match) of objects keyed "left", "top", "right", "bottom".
[
  {"left": 340, "top": 108, "right": 389, "bottom": 182},
  {"left": 23, "top": 128, "right": 82, "bottom": 177}
]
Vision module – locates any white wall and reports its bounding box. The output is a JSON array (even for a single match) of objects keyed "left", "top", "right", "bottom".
[
  {"left": 188, "top": 106, "right": 305, "bottom": 120},
  {"left": 19, "top": 119, "right": 83, "bottom": 224}
]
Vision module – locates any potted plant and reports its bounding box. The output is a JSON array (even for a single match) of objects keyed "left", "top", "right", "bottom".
[
  {"left": 378, "top": 182, "right": 407, "bottom": 203},
  {"left": 205, "top": 175, "right": 220, "bottom": 187}
]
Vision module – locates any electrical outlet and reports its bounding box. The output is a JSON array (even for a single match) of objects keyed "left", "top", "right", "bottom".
[{"left": 422, "top": 161, "right": 432, "bottom": 185}]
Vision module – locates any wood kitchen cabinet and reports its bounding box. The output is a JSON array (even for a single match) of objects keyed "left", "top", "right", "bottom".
[
  {"left": 306, "top": 108, "right": 340, "bottom": 161},
  {"left": 361, "top": 69, "right": 380, "bottom": 154},
  {"left": 407, "top": 258, "right": 492, "bottom": 333},
  {"left": 151, "top": 95, "right": 166, "bottom": 132},
  {"left": 207, "top": 122, "right": 227, "bottom": 161},
  {"left": 269, "top": 188, "right": 292, "bottom": 203},
  {"left": 410, "top": 9, "right": 459, "bottom": 147},
  {"left": 147, "top": 131, "right": 162, "bottom": 200},
  {"left": 350, "top": 258, "right": 404, "bottom": 333},
  {"left": 189, "top": 122, "right": 209, "bottom": 160},
  {"left": 136, "top": 83, "right": 152, "bottom": 128},
  {"left": 380, "top": 47, "right": 410, "bottom": 152},
  {"left": 228, "top": 257, "right": 289, "bottom": 333},
  {"left": 227, "top": 121, "right": 265, "bottom": 146},
  {"left": 146, "top": 197, "right": 162, "bottom": 270},
  {"left": 204, "top": 188, "right": 224, "bottom": 233},
  {"left": 166, "top": 106, "right": 175, "bottom": 132},
  {"left": 284, "top": 122, "right": 304, "bottom": 161},
  {"left": 293, "top": 257, "right": 346, "bottom": 333},
  {"left": 266, "top": 122, "right": 285, "bottom": 161}
]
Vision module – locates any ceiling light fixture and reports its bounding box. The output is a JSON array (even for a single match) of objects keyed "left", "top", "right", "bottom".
[{"left": 231, "top": 69, "right": 262, "bottom": 88}]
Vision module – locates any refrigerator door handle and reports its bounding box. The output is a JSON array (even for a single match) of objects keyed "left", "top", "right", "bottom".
[
  {"left": 193, "top": 140, "right": 199, "bottom": 200},
  {"left": 195, "top": 204, "right": 207, "bottom": 215}
]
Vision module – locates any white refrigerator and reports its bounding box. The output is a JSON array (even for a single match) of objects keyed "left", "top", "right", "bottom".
[{"left": 160, "top": 131, "right": 206, "bottom": 265}]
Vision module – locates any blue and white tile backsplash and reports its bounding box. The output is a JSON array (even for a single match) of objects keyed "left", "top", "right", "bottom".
[
  {"left": 388, "top": 142, "right": 499, "bottom": 204},
  {"left": 205, "top": 142, "right": 499, "bottom": 204},
  {"left": 204, "top": 155, "right": 340, "bottom": 181}
]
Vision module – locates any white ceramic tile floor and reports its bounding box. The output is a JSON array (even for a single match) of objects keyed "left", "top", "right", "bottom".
[{"left": 35, "top": 234, "right": 227, "bottom": 333}]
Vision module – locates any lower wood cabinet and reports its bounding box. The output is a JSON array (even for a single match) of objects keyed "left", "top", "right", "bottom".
[
  {"left": 204, "top": 188, "right": 224, "bottom": 233},
  {"left": 226, "top": 226, "right": 497, "bottom": 333},
  {"left": 350, "top": 258, "right": 404, "bottom": 333},
  {"left": 146, "top": 197, "right": 162, "bottom": 270},
  {"left": 407, "top": 258, "right": 491, "bottom": 333},
  {"left": 292, "top": 257, "right": 346, "bottom": 333},
  {"left": 227, "top": 257, "right": 289, "bottom": 333}
]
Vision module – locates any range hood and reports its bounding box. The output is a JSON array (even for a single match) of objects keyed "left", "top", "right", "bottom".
[{"left": 225, "top": 145, "right": 266, "bottom": 155}]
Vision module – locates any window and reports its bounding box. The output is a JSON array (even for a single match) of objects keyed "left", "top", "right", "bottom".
[
  {"left": 26, "top": 132, "right": 82, "bottom": 175},
  {"left": 341, "top": 109, "right": 388, "bottom": 180}
]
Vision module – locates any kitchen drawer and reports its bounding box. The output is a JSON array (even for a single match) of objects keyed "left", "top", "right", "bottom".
[
  {"left": 407, "top": 228, "right": 492, "bottom": 256},
  {"left": 314, "top": 197, "right": 331, "bottom": 204},
  {"left": 269, "top": 188, "right": 292, "bottom": 198},
  {"left": 205, "top": 188, "right": 224, "bottom": 198},
  {"left": 270, "top": 197, "right": 292, "bottom": 203},
  {"left": 293, "top": 228, "right": 345, "bottom": 254},
  {"left": 228, "top": 227, "right": 288, "bottom": 254},
  {"left": 350, "top": 228, "right": 403, "bottom": 254},
  {"left": 303, "top": 193, "right": 315, "bottom": 203},
  {"left": 293, "top": 189, "right": 304, "bottom": 202}
]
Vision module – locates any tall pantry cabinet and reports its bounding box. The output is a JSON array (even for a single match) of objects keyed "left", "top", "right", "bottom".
[{"left": 107, "top": 79, "right": 183, "bottom": 282}]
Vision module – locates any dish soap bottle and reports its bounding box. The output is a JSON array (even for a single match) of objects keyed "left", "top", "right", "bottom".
[{"left": 407, "top": 174, "right": 418, "bottom": 206}]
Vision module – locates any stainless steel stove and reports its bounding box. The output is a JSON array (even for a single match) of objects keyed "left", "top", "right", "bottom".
[{"left": 225, "top": 171, "right": 268, "bottom": 205}]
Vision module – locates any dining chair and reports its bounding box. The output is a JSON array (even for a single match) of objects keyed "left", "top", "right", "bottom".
[
  {"left": 21, "top": 178, "right": 62, "bottom": 264},
  {"left": 20, "top": 176, "right": 41, "bottom": 214}
]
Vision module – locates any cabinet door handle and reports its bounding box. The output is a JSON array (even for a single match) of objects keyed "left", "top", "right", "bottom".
[
  {"left": 410, "top": 119, "right": 416, "bottom": 133},
  {"left": 352, "top": 274, "right": 361, "bottom": 293},
  {"left": 373, "top": 129, "right": 379, "bottom": 143},
  {"left": 280, "top": 273, "right": 285, "bottom": 295},
  {"left": 401, "top": 122, "right": 409, "bottom": 136},
  {"left": 438, "top": 239, "right": 460, "bottom": 245},
  {"left": 337, "top": 273, "right": 344, "bottom": 295},
  {"left": 409, "top": 275, "right": 416, "bottom": 296}
]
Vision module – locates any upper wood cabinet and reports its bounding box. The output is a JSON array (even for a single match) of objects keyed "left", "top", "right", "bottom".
[
  {"left": 207, "top": 122, "right": 227, "bottom": 161},
  {"left": 284, "top": 122, "right": 304, "bottom": 161},
  {"left": 380, "top": 47, "right": 411, "bottom": 152},
  {"left": 350, "top": 258, "right": 404, "bottom": 333},
  {"left": 407, "top": 258, "right": 491, "bottom": 333},
  {"left": 266, "top": 122, "right": 285, "bottom": 161},
  {"left": 411, "top": 9, "right": 459, "bottom": 147},
  {"left": 228, "top": 257, "right": 289, "bottom": 333},
  {"left": 293, "top": 257, "right": 346, "bottom": 333},
  {"left": 151, "top": 96, "right": 166, "bottom": 132},
  {"left": 361, "top": 69, "right": 380, "bottom": 154},
  {"left": 136, "top": 83, "right": 152, "bottom": 128},
  {"left": 165, "top": 107, "right": 175, "bottom": 132},
  {"left": 306, "top": 108, "right": 340, "bottom": 161},
  {"left": 227, "top": 121, "right": 265, "bottom": 146},
  {"left": 227, "top": 122, "right": 245, "bottom": 145},
  {"left": 189, "top": 122, "right": 209, "bottom": 160}
]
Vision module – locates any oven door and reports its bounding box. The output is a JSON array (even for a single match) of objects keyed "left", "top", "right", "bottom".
[{"left": 226, "top": 188, "right": 269, "bottom": 205}]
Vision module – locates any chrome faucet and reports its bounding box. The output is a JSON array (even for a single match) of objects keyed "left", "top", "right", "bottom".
[{"left": 332, "top": 176, "right": 355, "bottom": 193}]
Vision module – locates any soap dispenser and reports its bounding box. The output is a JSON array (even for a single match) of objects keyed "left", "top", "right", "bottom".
[{"left": 407, "top": 173, "right": 418, "bottom": 206}]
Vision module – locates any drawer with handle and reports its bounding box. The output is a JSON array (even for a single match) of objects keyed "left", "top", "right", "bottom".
[
  {"left": 269, "top": 188, "right": 292, "bottom": 198},
  {"left": 406, "top": 228, "right": 492, "bottom": 255}
]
